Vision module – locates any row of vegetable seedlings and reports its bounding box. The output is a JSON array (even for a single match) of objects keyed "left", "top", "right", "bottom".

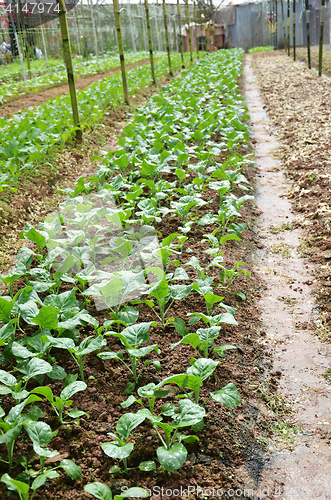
[
  {"left": 0, "top": 48, "right": 253, "bottom": 500},
  {"left": 0, "top": 52, "right": 194, "bottom": 194}
]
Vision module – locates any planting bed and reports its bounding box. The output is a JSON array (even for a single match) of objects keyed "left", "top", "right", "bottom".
[{"left": 0, "top": 50, "right": 277, "bottom": 499}]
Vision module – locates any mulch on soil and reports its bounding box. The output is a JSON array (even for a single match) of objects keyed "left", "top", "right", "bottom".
[{"left": 252, "top": 50, "right": 331, "bottom": 334}]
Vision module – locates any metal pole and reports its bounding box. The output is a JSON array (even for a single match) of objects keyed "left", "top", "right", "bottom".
[
  {"left": 293, "top": 0, "right": 296, "bottom": 60},
  {"left": 319, "top": 0, "right": 326, "bottom": 75},
  {"left": 287, "top": 0, "right": 290, "bottom": 55},
  {"left": 113, "top": 0, "right": 129, "bottom": 103},
  {"left": 280, "top": 0, "right": 287, "bottom": 51},
  {"left": 305, "top": 0, "right": 311, "bottom": 68},
  {"left": 56, "top": 0, "right": 82, "bottom": 141},
  {"left": 194, "top": 0, "right": 199, "bottom": 59},
  {"left": 127, "top": 0, "right": 137, "bottom": 51},
  {"left": 163, "top": 0, "right": 173, "bottom": 75},
  {"left": 144, "top": 0, "right": 156, "bottom": 83}
]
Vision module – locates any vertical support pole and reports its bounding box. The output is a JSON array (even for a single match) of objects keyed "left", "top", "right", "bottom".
[
  {"left": 194, "top": 0, "right": 199, "bottom": 59},
  {"left": 56, "top": 0, "right": 82, "bottom": 141},
  {"left": 72, "top": 7, "right": 82, "bottom": 60},
  {"left": 209, "top": 0, "right": 215, "bottom": 52},
  {"left": 113, "top": 0, "right": 129, "bottom": 103},
  {"left": 287, "top": 0, "right": 290, "bottom": 55},
  {"left": 97, "top": 0, "right": 104, "bottom": 58},
  {"left": 293, "top": 0, "right": 296, "bottom": 60},
  {"left": 141, "top": 0, "right": 148, "bottom": 51},
  {"left": 127, "top": 0, "right": 137, "bottom": 52},
  {"left": 280, "top": 0, "right": 287, "bottom": 51},
  {"left": 154, "top": 3, "right": 162, "bottom": 51},
  {"left": 9, "top": 12, "right": 27, "bottom": 85},
  {"left": 163, "top": 0, "right": 173, "bottom": 75},
  {"left": 305, "top": 0, "right": 311, "bottom": 69},
  {"left": 319, "top": 0, "right": 325, "bottom": 76},
  {"left": 18, "top": 0, "right": 31, "bottom": 78},
  {"left": 39, "top": 10, "right": 50, "bottom": 71},
  {"left": 185, "top": 0, "right": 193, "bottom": 62},
  {"left": 88, "top": 0, "right": 99, "bottom": 63},
  {"left": 177, "top": 0, "right": 185, "bottom": 68},
  {"left": 144, "top": 0, "right": 156, "bottom": 84},
  {"left": 80, "top": 1, "right": 89, "bottom": 59}
]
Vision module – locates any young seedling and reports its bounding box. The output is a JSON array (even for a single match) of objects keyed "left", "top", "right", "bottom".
[{"left": 100, "top": 412, "right": 146, "bottom": 473}]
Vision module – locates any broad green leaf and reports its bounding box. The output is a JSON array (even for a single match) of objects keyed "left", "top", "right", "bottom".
[
  {"left": 101, "top": 442, "right": 133, "bottom": 459},
  {"left": 138, "top": 461, "right": 156, "bottom": 471},
  {"left": 84, "top": 482, "right": 113, "bottom": 500},
  {"left": 187, "top": 358, "right": 219, "bottom": 381},
  {"left": 32, "top": 306, "right": 59, "bottom": 330},
  {"left": 213, "top": 345, "right": 237, "bottom": 358},
  {"left": 60, "top": 381, "right": 87, "bottom": 401},
  {"left": 25, "top": 358, "right": 53, "bottom": 381},
  {"left": 116, "top": 412, "right": 146, "bottom": 441},
  {"left": 26, "top": 421, "right": 54, "bottom": 447},
  {"left": 172, "top": 399, "right": 206, "bottom": 428},
  {"left": 60, "top": 459, "right": 82, "bottom": 480},
  {"left": 31, "top": 470, "right": 59, "bottom": 490},
  {"left": 114, "top": 487, "right": 150, "bottom": 499},
  {"left": 0, "top": 369, "right": 16, "bottom": 387},
  {"left": 210, "top": 382, "right": 240, "bottom": 408},
  {"left": 1, "top": 473, "right": 29, "bottom": 500},
  {"left": 156, "top": 442, "right": 187, "bottom": 472}
]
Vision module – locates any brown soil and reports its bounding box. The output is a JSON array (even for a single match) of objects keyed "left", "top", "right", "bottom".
[
  {"left": 252, "top": 50, "right": 331, "bottom": 337},
  {"left": 0, "top": 58, "right": 152, "bottom": 118},
  {"left": 296, "top": 44, "right": 331, "bottom": 76}
]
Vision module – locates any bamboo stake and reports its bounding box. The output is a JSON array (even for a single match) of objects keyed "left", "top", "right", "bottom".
[
  {"left": 56, "top": 0, "right": 82, "bottom": 141},
  {"left": 18, "top": 0, "right": 31, "bottom": 78},
  {"left": 293, "top": 0, "right": 295, "bottom": 60},
  {"left": 162, "top": 0, "right": 173, "bottom": 75},
  {"left": 305, "top": 0, "right": 311, "bottom": 69},
  {"left": 319, "top": 0, "right": 325, "bottom": 76},
  {"left": 185, "top": 0, "right": 193, "bottom": 62},
  {"left": 73, "top": 7, "right": 82, "bottom": 61},
  {"left": 194, "top": 0, "right": 199, "bottom": 59},
  {"left": 177, "top": 0, "right": 185, "bottom": 68},
  {"left": 280, "top": 0, "right": 286, "bottom": 51},
  {"left": 113, "top": 0, "right": 129, "bottom": 102},
  {"left": 144, "top": 0, "right": 156, "bottom": 84},
  {"left": 127, "top": 0, "right": 137, "bottom": 52},
  {"left": 287, "top": 0, "right": 290, "bottom": 55},
  {"left": 141, "top": 0, "right": 148, "bottom": 51}
]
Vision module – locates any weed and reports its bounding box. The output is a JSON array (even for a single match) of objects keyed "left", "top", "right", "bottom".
[{"left": 272, "top": 243, "right": 292, "bottom": 258}]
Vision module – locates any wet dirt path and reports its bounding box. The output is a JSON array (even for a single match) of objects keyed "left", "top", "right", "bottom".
[{"left": 243, "top": 55, "right": 331, "bottom": 499}]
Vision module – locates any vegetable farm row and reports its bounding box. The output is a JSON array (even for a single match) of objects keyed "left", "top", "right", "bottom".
[
  {"left": 0, "top": 49, "right": 254, "bottom": 499},
  {"left": 0, "top": 51, "right": 195, "bottom": 195},
  {"left": 0, "top": 52, "right": 151, "bottom": 106}
]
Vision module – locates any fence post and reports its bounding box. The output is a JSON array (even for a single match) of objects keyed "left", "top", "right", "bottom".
[
  {"left": 144, "top": 0, "right": 156, "bottom": 84},
  {"left": 194, "top": 0, "right": 199, "bottom": 59},
  {"left": 185, "top": 0, "right": 193, "bottom": 62},
  {"left": 113, "top": 0, "right": 129, "bottom": 102},
  {"left": 56, "top": 0, "right": 82, "bottom": 141},
  {"left": 177, "top": 0, "right": 185, "bottom": 68},
  {"left": 319, "top": 0, "right": 325, "bottom": 75},
  {"left": 305, "top": 0, "right": 311, "bottom": 68},
  {"left": 162, "top": 0, "right": 173, "bottom": 75}
]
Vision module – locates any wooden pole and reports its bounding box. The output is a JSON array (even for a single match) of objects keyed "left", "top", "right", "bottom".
[
  {"left": 141, "top": 0, "right": 148, "bottom": 51},
  {"left": 185, "top": 0, "right": 193, "bottom": 62},
  {"left": 154, "top": 3, "right": 162, "bottom": 51},
  {"left": 56, "top": 0, "right": 82, "bottom": 141},
  {"left": 144, "top": 0, "right": 156, "bottom": 84},
  {"left": 87, "top": 0, "right": 99, "bottom": 63},
  {"left": 305, "top": 0, "right": 311, "bottom": 69},
  {"left": 18, "top": 0, "right": 31, "bottom": 78},
  {"left": 319, "top": 0, "right": 325, "bottom": 75},
  {"left": 194, "top": 0, "right": 199, "bottom": 59},
  {"left": 162, "top": 0, "right": 173, "bottom": 75},
  {"left": 113, "top": 0, "right": 129, "bottom": 103},
  {"left": 97, "top": 0, "right": 104, "bottom": 58},
  {"left": 177, "top": 0, "right": 185, "bottom": 68},
  {"left": 293, "top": 0, "right": 296, "bottom": 60},
  {"left": 280, "top": 0, "right": 287, "bottom": 51}
]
